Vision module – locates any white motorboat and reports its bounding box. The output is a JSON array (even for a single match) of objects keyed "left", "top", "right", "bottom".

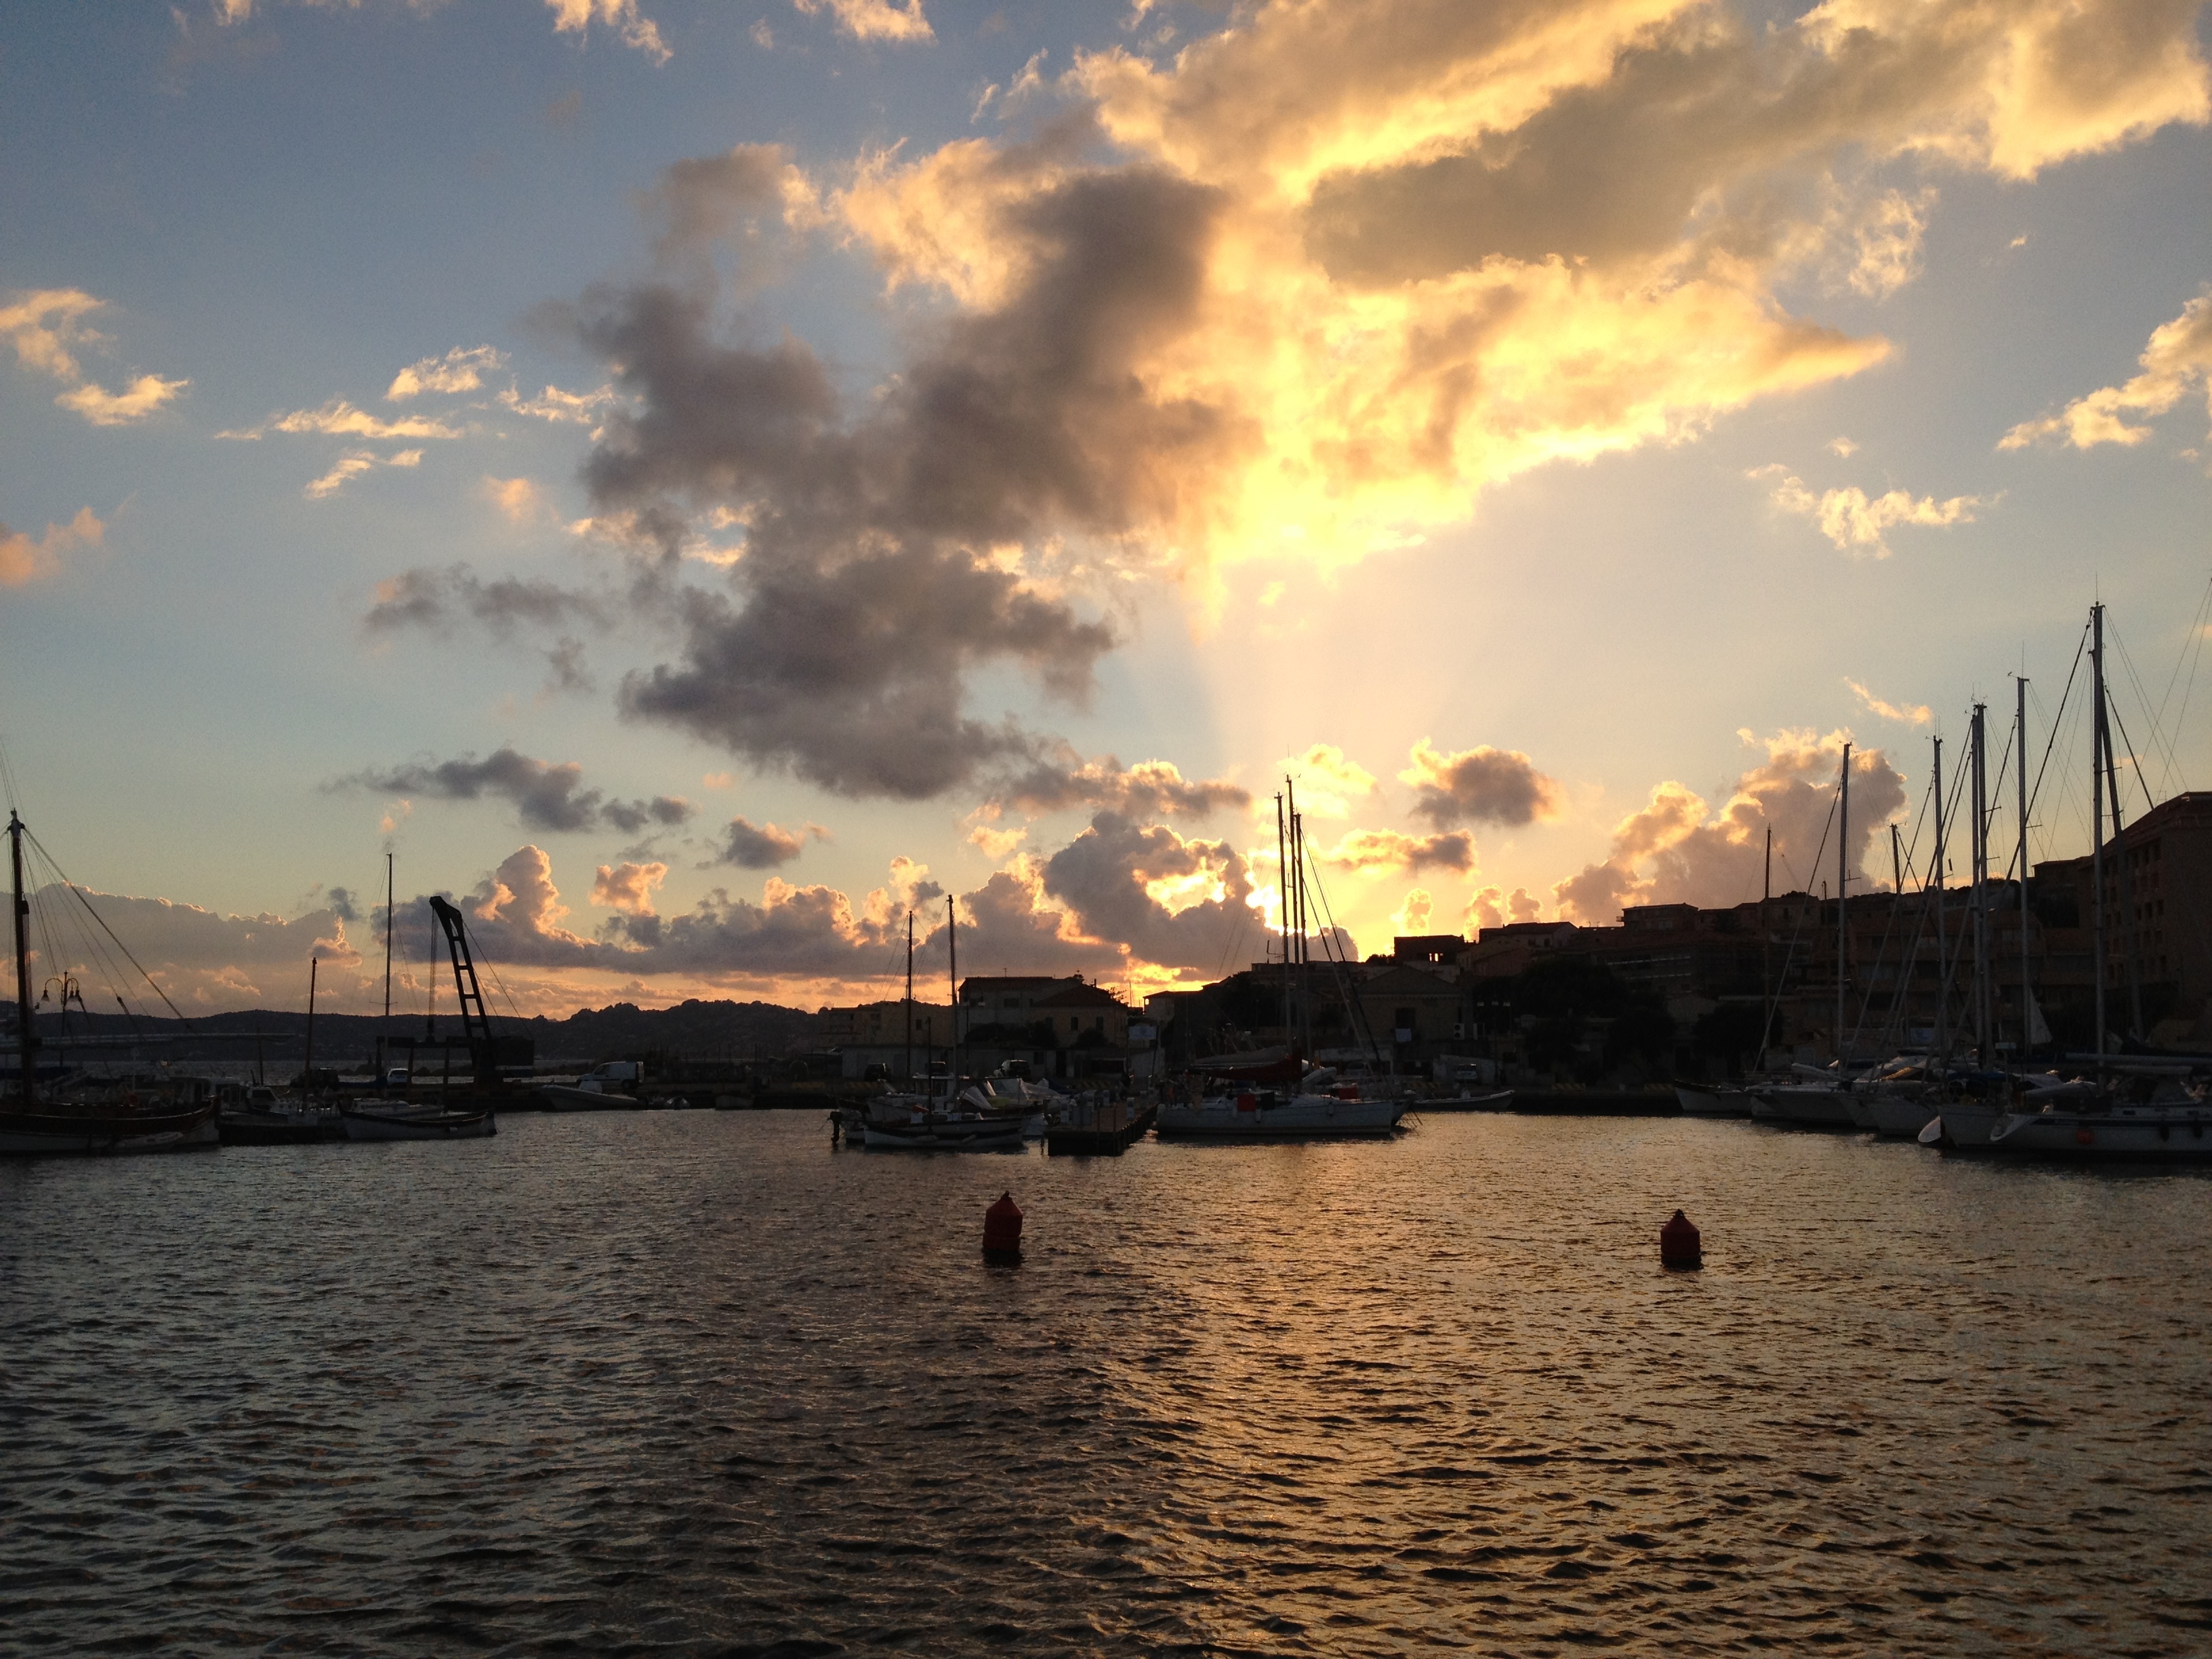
[
  {"left": 1674, "top": 1084, "right": 1753, "bottom": 1118},
  {"left": 1156, "top": 1085, "right": 1405, "bottom": 1139}
]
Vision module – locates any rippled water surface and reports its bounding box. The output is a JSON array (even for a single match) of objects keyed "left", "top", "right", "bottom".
[{"left": 5, "top": 1111, "right": 2212, "bottom": 1656}]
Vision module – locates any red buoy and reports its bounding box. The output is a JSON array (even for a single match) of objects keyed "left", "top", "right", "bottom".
[
  {"left": 1660, "top": 1208, "right": 1702, "bottom": 1269},
  {"left": 983, "top": 1191, "right": 1024, "bottom": 1259}
]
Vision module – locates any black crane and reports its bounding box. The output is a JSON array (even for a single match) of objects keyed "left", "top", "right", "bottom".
[{"left": 428, "top": 895, "right": 498, "bottom": 1086}]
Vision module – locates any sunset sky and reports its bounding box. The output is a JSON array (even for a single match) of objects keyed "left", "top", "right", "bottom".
[{"left": 3, "top": 0, "right": 2210, "bottom": 1020}]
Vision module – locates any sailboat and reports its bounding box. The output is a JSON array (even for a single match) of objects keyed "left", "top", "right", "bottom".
[
  {"left": 853, "top": 897, "right": 1036, "bottom": 1150},
  {"left": 1157, "top": 781, "right": 1406, "bottom": 1141},
  {"left": 1929, "top": 602, "right": 2211, "bottom": 1157},
  {"left": 1, "top": 809, "right": 220, "bottom": 1155},
  {"left": 340, "top": 894, "right": 497, "bottom": 1141}
]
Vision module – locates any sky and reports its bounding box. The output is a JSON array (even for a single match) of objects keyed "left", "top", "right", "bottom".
[{"left": 3, "top": 0, "right": 2211, "bottom": 1022}]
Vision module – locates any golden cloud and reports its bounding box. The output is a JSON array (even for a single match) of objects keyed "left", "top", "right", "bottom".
[{"left": 0, "top": 506, "right": 104, "bottom": 588}]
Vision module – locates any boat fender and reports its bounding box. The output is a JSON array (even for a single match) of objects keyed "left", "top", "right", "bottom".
[
  {"left": 983, "top": 1191, "right": 1023, "bottom": 1262},
  {"left": 1235, "top": 1092, "right": 1257, "bottom": 1113},
  {"left": 1660, "top": 1209, "right": 1702, "bottom": 1270},
  {"left": 2075, "top": 1128, "right": 2094, "bottom": 1146}
]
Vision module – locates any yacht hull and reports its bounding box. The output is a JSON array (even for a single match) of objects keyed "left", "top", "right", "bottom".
[
  {"left": 1156, "top": 1094, "right": 1404, "bottom": 1139},
  {"left": 1938, "top": 1101, "right": 2212, "bottom": 1157}
]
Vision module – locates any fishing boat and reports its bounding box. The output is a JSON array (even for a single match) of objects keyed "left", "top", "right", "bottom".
[
  {"left": 2, "top": 808, "right": 219, "bottom": 1155},
  {"left": 218, "top": 1084, "right": 342, "bottom": 1145}
]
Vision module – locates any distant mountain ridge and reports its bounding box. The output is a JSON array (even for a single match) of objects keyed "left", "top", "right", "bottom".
[{"left": 0, "top": 998, "right": 822, "bottom": 1063}]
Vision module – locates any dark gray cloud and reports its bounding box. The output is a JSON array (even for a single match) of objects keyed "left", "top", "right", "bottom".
[
  {"left": 711, "top": 815, "right": 805, "bottom": 869},
  {"left": 642, "top": 142, "right": 802, "bottom": 276},
  {"left": 568, "top": 157, "right": 1242, "bottom": 798},
  {"left": 363, "top": 565, "right": 608, "bottom": 637},
  {"left": 323, "top": 885, "right": 359, "bottom": 923},
  {"left": 995, "top": 752, "right": 1249, "bottom": 818},
  {"left": 337, "top": 747, "right": 697, "bottom": 836},
  {"left": 1040, "top": 811, "right": 1256, "bottom": 975},
  {"left": 1403, "top": 741, "right": 1563, "bottom": 830}
]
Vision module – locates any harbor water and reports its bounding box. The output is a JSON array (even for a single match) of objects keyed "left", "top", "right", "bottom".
[{"left": 5, "top": 1111, "right": 2211, "bottom": 1656}]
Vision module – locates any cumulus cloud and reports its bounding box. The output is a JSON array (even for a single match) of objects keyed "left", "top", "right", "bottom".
[
  {"left": 1280, "top": 743, "right": 1376, "bottom": 817},
  {"left": 388, "top": 345, "right": 506, "bottom": 401},
  {"left": 499, "top": 382, "right": 619, "bottom": 427},
  {"left": 545, "top": 0, "right": 670, "bottom": 64},
  {"left": 380, "top": 0, "right": 2207, "bottom": 806},
  {"left": 1757, "top": 465, "right": 1987, "bottom": 556},
  {"left": 1845, "top": 676, "right": 1933, "bottom": 726},
  {"left": 1391, "top": 888, "right": 1434, "bottom": 935},
  {"left": 56, "top": 375, "right": 192, "bottom": 426},
  {"left": 994, "top": 753, "right": 1248, "bottom": 818},
  {"left": 1316, "top": 827, "right": 1474, "bottom": 874},
  {"left": 306, "top": 447, "right": 421, "bottom": 499},
  {"left": 1038, "top": 811, "right": 1258, "bottom": 975},
  {"left": 712, "top": 815, "right": 806, "bottom": 868},
  {"left": 0, "top": 507, "right": 103, "bottom": 588},
  {"left": 224, "top": 399, "right": 463, "bottom": 443},
  {"left": 640, "top": 142, "right": 825, "bottom": 276},
  {"left": 2000, "top": 287, "right": 2212, "bottom": 450},
  {"left": 1552, "top": 728, "right": 1908, "bottom": 923},
  {"left": 1401, "top": 739, "right": 1563, "bottom": 830},
  {"left": 481, "top": 476, "right": 546, "bottom": 523},
  {"left": 20, "top": 883, "right": 359, "bottom": 1009},
  {"left": 592, "top": 860, "right": 668, "bottom": 914},
  {"left": 792, "top": 0, "right": 933, "bottom": 43},
  {"left": 0, "top": 288, "right": 187, "bottom": 425},
  {"left": 335, "top": 747, "right": 698, "bottom": 836},
  {"left": 1467, "top": 885, "right": 1544, "bottom": 930}
]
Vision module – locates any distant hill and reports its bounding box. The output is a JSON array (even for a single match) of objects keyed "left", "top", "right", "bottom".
[{"left": 0, "top": 997, "right": 822, "bottom": 1064}]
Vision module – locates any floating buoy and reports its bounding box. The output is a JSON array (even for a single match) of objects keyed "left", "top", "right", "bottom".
[
  {"left": 1660, "top": 1208, "right": 1702, "bottom": 1270},
  {"left": 983, "top": 1191, "right": 1024, "bottom": 1261}
]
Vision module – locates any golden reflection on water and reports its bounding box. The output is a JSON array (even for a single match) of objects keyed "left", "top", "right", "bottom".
[{"left": 4, "top": 1113, "right": 2211, "bottom": 1655}]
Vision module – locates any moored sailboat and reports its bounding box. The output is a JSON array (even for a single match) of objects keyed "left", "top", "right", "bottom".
[{"left": 1, "top": 808, "right": 219, "bottom": 1155}]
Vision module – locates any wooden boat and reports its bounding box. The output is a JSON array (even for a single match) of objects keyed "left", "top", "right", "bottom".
[
  {"left": 0, "top": 1099, "right": 218, "bottom": 1155},
  {"left": 219, "top": 1086, "right": 342, "bottom": 1145},
  {"left": 340, "top": 1099, "right": 496, "bottom": 1141}
]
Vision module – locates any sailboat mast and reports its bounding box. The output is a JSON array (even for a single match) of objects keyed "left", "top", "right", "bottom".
[
  {"left": 1982, "top": 703, "right": 1999, "bottom": 1066},
  {"left": 1275, "top": 790, "right": 1291, "bottom": 1044},
  {"left": 1288, "top": 779, "right": 1310, "bottom": 1059},
  {"left": 2102, "top": 651, "right": 2146, "bottom": 1040},
  {"left": 945, "top": 893, "right": 958, "bottom": 1098},
  {"left": 1758, "top": 823, "right": 1773, "bottom": 1065},
  {"left": 9, "top": 812, "right": 35, "bottom": 1111},
  {"left": 305, "top": 956, "right": 319, "bottom": 1087},
  {"left": 1931, "top": 735, "right": 1947, "bottom": 1061},
  {"left": 382, "top": 851, "right": 394, "bottom": 1075},
  {"left": 2015, "top": 675, "right": 2031, "bottom": 1059},
  {"left": 1836, "top": 741, "right": 1849, "bottom": 1063},
  {"left": 2091, "top": 605, "right": 2107, "bottom": 1064},
  {"left": 904, "top": 909, "right": 914, "bottom": 1088}
]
